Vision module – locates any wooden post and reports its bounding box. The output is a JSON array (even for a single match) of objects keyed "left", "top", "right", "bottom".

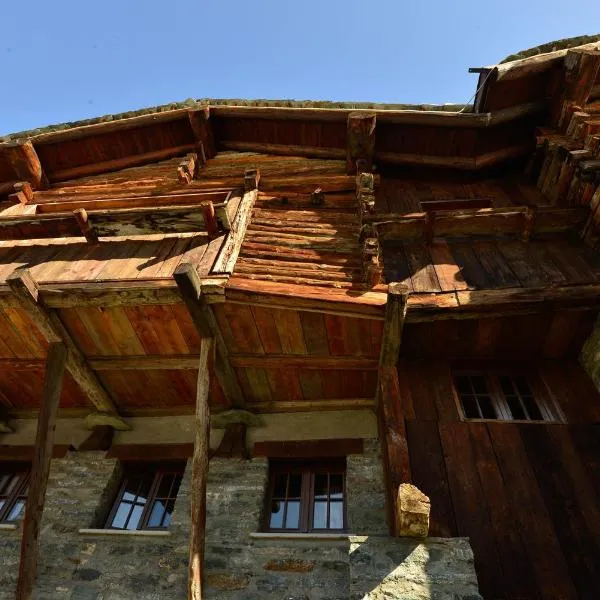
[
  {"left": 15, "top": 342, "right": 67, "bottom": 600},
  {"left": 377, "top": 283, "right": 411, "bottom": 535},
  {"left": 73, "top": 208, "right": 99, "bottom": 244},
  {"left": 3, "top": 142, "right": 48, "bottom": 190},
  {"left": 347, "top": 112, "right": 376, "bottom": 174},
  {"left": 188, "top": 107, "right": 216, "bottom": 159},
  {"left": 188, "top": 336, "right": 213, "bottom": 600}
]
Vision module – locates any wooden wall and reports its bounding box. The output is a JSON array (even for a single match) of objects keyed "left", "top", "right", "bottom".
[{"left": 398, "top": 359, "right": 600, "bottom": 600}]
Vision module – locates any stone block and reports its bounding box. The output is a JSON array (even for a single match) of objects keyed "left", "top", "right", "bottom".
[{"left": 396, "top": 483, "right": 430, "bottom": 537}]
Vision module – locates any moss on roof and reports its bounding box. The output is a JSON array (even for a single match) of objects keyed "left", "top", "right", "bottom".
[
  {"left": 2, "top": 98, "right": 469, "bottom": 142},
  {"left": 501, "top": 33, "right": 600, "bottom": 64}
]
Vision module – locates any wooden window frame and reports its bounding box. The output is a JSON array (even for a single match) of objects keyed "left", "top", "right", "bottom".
[
  {"left": 452, "top": 366, "right": 565, "bottom": 424},
  {"left": 0, "top": 463, "right": 30, "bottom": 524},
  {"left": 263, "top": 459, "right": 347, "bottom": 534},
  {"left": 104, "top": 462, "right": 184, "bottom": 531}
]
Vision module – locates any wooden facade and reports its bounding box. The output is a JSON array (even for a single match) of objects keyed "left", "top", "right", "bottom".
[{"left": 1, "top": 38, "right": 600, "bottom": 600}]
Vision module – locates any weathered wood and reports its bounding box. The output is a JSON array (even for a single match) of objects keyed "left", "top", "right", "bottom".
[
  {"left": 380, "top": 283, "right": 409, "bottom": 366},
  {"left": 347, "top": 112, "right": 376, "bottom": 174},
  {"left": 15, "top": 342, "right": 67, "bottom": 600},
  {"left": 73, "top": 208, "right": 99, "bottom": 243},
  {"left": 220, "top": 141, "right": 345, "bottom": 160},
  {"left": 76, "top": 425, "right": 114, "bottom": 451},
  {"left": 254, "top": 438, "right": 363, "bottom": 458},
  {"left": 212, "top": 189, "right": 258, "bottom": 274},
  {"left": 212, "top": 422, "right": 249, "bottom": 459},
  {"left": 188, "top": 108, "right": 215, "bottom": 159},
  {"left": 189, "top": 336, "right": 213, "bottom": 600},
  {"left": 174, "top": 263, "right": 246, "bottom": 407},
  {"left": 230, "top": 355, "right": 378, "bottom": 370},
  {"left": 2, "top": 142, "right": 48, "bottom": 190},
  {"left": 6, "top": 268, "right": 122, "bottom": 416}
]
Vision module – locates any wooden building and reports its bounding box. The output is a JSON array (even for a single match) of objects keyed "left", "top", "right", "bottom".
[{"left": 0, "top": 36, "right": 599, "bottom": 600}]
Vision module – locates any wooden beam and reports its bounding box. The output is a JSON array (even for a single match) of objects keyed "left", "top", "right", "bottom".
[
  {"left": 254, "top": 438, "right": 363, "bottom": 458},
  {"left": 15, "top": 342, "right": 67, "bottom": 600},
  {"left": 347, "top": 112, "right": 376, "bottom": 174},
  {"left": 379, "top": 283, "right": 409, "bottom": 366},
  {"left": 76, "top": 426, "right": 114, "bottom": 451},
  {"left": 212, "top": 188, "right": 258, "bottom": 274},
  {"left": 188, "top": 108, "right": 216, "bottom": 159},
  {"left": 174, "top": 263, "right": 246, "bottom": 408},
  {"left": 6, "top": 268, "right": 123, "bottom": 417},
  {"left": 213, "top": 423, "right": 249, "bottom": 459},
  {"left": 189, "top": 336, "right": 213, "bottom": 600},
  {"left": 219, "top": 141, "right": 345, "bottom": 160},
  {"left": 73, "top": 208, "right": 99, "bottom": 244},
  {"left": 2, "top": 142, "right": 48, "bottom": 190}
]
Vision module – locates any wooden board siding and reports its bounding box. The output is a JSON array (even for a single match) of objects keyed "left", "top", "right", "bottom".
[
  {"left": 398, "top": 359, "right": 600, "bottom": 600},
  {"left": 383, "top": 237, "right": 600, "bottom": 292}
]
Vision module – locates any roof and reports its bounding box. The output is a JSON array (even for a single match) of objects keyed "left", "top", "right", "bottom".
[{"left": 501, "top": 33, "right": 600, "bottom": 64}]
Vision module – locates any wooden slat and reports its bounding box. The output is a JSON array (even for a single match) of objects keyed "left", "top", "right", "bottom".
[{"left": 16, "top": 342, "right": 67, "bottom": 600}]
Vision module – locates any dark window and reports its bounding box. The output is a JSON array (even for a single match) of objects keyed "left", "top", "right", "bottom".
[
  {"left": 265, "top": 460, "right": 347, "bottom": 533},
  {"left": 0, "top": 465, "right": 29, "bottom": 523},
  {"left": 453, "top": 369, "right": 560, "bottom": 422},
  {"left": 105, "top": 463, "right": 184, "bottom": 531}
]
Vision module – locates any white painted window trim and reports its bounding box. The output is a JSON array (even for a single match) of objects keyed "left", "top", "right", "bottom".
[
  {"left": 78, "top": 528, "right": 171, "bottom": 537},
  {"left": 0, "top": 523, "right": 18, "bottom": 531}
]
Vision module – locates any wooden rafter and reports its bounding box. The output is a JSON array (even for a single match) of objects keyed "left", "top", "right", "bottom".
[
  {"left": 174, "top": 263, "right": 246, "bottom": 408},
  {"left": 5, "top": 267, "right": 126, "bottom": 421},
  {"left": 376, "top": 282, "right": 410, "bottom": 536},
  {"left": 188, "top": 336, "right": 213, "bottom": 600},
  {"left": 15, "top": 342, "right": 67, "bottom": 600}
]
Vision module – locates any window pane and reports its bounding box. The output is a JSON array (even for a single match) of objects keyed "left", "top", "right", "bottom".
[
  {"left": 454, "top": 376, "right": 471, "bottom": 394},
  {"left": 287, "top": 473, "right": 302, "bottom": 499},
  {"left": 461, "top": 396, "right": 480, "bottom": 418},
  {"left": 0, "top": 500, "right": 5, "bottom": 512},
  {"left": 499, "top": 376, "right": 515, "bottom": 396},
  {"left": 479, "top": 396, "right": 497, "bottom": 419},
  {"left": 156, "top": 474, "right": 175, "bottom": 498},
  {"left": 523, "top": 396, "right": 543, "bottom": 421},
  {"left": 313, "top": 500, "right": 327, "bottom": 529},
  {"left": 471, "top": 376, "right": 488, "bottom": 395},
  {"left": 6, "top": 499, "right": 25, "bottom": 522},
  {"left": 330, "top": 502, "right": 344, "bottom": 529},
  {"left": 127, "top": 504, "right": 144, "bottom": 530},
  {"left": 330, "top": 474, "right": 344, "bottom": 500},
  {"left": 269, "top": 500, "right": 284, "bottom": 528},
  {"left": 506, "top": 395, "right": 525, "bottom": 420},
  {"left": 514, "top": 376, "right": 532, "bottom": 396},
  {"left": 0, "top": 474, "right": 20, "bottom": 496},
  {"left": 314, "top": 473, "right": 328, "bottom": 500},
  {"left": 148, "top": 500, "right": 166, "bottom": 528},
  {"left": 110, "top": 502, "right": 132, "bottom": 529},
  {"left": 162, "top": 499, "right": 176, "bottom": 528},
  {"left": 273, "top": 474, "right": 287, "bottom": 499},
  {"left": 285, "top": 500, "right": 300, "bottom": 529}
]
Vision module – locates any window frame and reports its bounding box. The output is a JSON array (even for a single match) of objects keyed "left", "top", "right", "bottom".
[
  {"left": 451, "top": 366, "right": 565, "bottom": 424},
  {"left": 263, "top": 459, "right": 348, "bottom": 534},
  {"left": 104, "top": 462, "right": 184, "bottom": 532},
  {"left": 0, "top": 463, "right": 30, "bottom": 524}
]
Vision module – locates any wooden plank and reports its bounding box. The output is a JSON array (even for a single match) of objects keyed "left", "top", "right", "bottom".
[
  {"left": 439, "top": 422, "right": 505, "bottom": 599},
  {"left": 471, "top": 241, "right": 520, "bottom": 288},
  {"left": 488, "top": 423, "right": 577, "bottom": 599},
  {"left": 189, "top": 336, "right": 212, "bottom": 600},
  {"left": 249, "top": 306, "right": 283, "bottom": 354},
  {"left": 229, "top": 354, "right": 378, "bottom": 370},
  {"left": 298, "top": 311, "right": 330, "bottom": 356},
  {"left": 6, "top": 268, "right": 121, "bottom": 415},
  {"left": 15, "top": 342, "right": 67, "bottom": 600},
  {"left": 272, "top": 308, "right": 307, "bottom": 354},
  {"left": 428, "top": 240, "right": 468, "bottom": 291},
  {"left": 404, "top": 242, "right": 441, "bottom": 292},
  {"left": 212, "top": 190, "right": 257, "bottom": 274},
  {"left": 173, "top": 263, "right": 245, "bottom": 408},
  {"left": 254, "top": 438, "right": 363, "bottom": 458}
]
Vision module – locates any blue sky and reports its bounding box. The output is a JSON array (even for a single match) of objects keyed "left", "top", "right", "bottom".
[{"left": 1, "top": 1, "right": 599, "bottom": 135}]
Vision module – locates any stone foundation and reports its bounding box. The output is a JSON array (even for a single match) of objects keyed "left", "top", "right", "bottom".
[{"left": 0, "top": 439, "right": 481, "bottom": 599}]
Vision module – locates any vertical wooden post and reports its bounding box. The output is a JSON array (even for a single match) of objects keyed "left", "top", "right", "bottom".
[
  {"left": 346, "top": 112, "right": 376, "bottom": 174},
  {"left": 15, "top": 342, "right": 67, "bottom": 600},
  {"left": 377, "top": 283, "right": 411, "bottom": 535},
  {"left": 188, "top": 336, "right": 213, "bottom": 600}
]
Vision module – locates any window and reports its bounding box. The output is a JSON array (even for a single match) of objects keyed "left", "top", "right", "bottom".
[
  {"left": 264, "top": 460, "right": 346, "bottom": 533},
  {"left": 453, "top": 369, "right": 562, "bottom": 422},
  {"left": 0, "top": 465, "right": 29, "bottom": 523},
  {"left": 105, "top": 463, "right": 184, "bottom": 531}
]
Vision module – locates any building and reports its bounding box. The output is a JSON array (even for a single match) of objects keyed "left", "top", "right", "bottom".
[{"left": 1, "top": 35, "right": 600, "bottom": 600}]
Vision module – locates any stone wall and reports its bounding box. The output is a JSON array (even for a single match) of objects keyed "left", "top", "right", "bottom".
[{"left": 0, "top": 439, "right": 481, "bottom": 599}]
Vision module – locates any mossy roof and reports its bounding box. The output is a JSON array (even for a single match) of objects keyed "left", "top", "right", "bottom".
[{"left": 500, "top": 33, "right": 600, "bottom": 64}]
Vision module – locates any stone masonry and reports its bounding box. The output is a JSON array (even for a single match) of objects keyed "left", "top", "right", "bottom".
[{"left": 0, "top": 439, "right": 481, "bottom": 599}]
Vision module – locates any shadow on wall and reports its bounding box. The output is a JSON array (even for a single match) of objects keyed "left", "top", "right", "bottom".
[{"left": 348, "top": 535, "right": 482, "bottom": 600}]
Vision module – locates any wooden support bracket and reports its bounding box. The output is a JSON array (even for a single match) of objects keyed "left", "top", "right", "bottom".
[
  {"left": 174, "top": 263, "right": 246, "bottom": 408},
  {"left": 7, "top": 182, "right": 34, "bottom": 206},
  {"left": 363, "top": 237, "right": 383, "bottom": 288},
  {"left": 16, "top": 342, "right": 67, "bottom": 600},
  {"left": 244, "top": 169, "right": 260, "bottom": 192},
  {"left": 213, "top": 422, "right": 249, "bottom": 459},
  {"left": 201, "top": 201, "right": 218, "bottom": 238},
  {"left": 2, "top": 141, "right": 48, "bottom": 190},
  {"left": 188, "top": 107, "right": 216, "bottom": 159},
  {"left": 76, "top": 425, "right": 114, "bottom": 451},
  {"left": 6, "top": 268, "right": 124, "bottom": 418},
  {"left": 73, "top": 208, "right": 99, "bottom": 244},
  {"left": 346, "top": 112, "right": 376, "bottom": 174},
  {"left": 178, "top": 152, "right": 200, "bottom": 184}
]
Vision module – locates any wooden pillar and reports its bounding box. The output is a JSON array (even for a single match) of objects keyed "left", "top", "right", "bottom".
[
  {"left": 377, "top": 282, "right": 410, "bottom": 535},
  {"left": 188, "top": 336, "right": 213, "bottom": 600},
  {"left": 15, "top": 342, "right": 67, "bottom": 600},
  {"left": 3, "top": 142, "right": 48, "bottom": 190},
  {"left": 346, "top": 112, "right": 376, "bottom": 174}
]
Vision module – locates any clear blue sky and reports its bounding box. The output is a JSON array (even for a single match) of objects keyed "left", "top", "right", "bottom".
[{"left": 1, "top": 1, "right": 599, "bottom": 135}]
